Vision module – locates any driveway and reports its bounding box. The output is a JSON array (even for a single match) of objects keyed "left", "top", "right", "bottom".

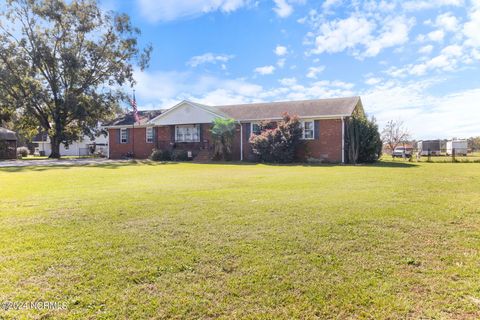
[{"left": 0, "top": 158, "right": 128, "bottom": 167}]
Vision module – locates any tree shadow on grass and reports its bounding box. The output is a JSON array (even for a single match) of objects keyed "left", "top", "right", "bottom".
[
  {"left": 0, "top": 159, "right": 419, "bottom": 173},
  {"left": 0, "top": 160, "right": 178, "bottom": 173},
  {"left": 188, "top": 160, "right": 419, "bottom": 168}
]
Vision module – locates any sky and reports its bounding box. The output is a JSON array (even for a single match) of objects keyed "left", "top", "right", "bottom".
[{"left": 106, "top": 0, "right": 478, "bottom": 138}]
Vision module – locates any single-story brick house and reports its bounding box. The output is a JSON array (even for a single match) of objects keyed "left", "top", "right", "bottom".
[
  {"left": 0, "top": 127, "right": 17, "bottom": 160},
  {"left": 105, "top": 96, "right": 365, "bottom": 163}
]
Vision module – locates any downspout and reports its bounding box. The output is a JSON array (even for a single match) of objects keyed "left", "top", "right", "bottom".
[
  {"left": 106, "top": 129, "right": 110, "bottom": 159},
  {"left": 341, "top": 117, "right": 345, "bottom": 164},
  {"left": 239, "top": 121, "right": 243, "bottom": 161}
]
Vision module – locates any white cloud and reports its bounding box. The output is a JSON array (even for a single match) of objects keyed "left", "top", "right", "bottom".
[
  {"left": 309, "top": 14, "right": 413, "bottom": 58},
  {"left": 274, "top": 45, "right": 288, "bottom": 56},
  {"left": 137, "top": 0, "right": 250, "bottom": 22},
  {"left": 133, "top": 69, "right": 263, "bottom": 107},
  {"left": 306, "top": 66, "right": 325, "bottom": 78},
  {"left": 435, "top": 12, "right": 459, "bottom": 31},
  {"left": 363, "top": 16, "right": 414, "bottom": 57},
  {"left": 273, "top": 0, "right": 293, "bottom": 18},
  {"left": 464, "top": 5, "right": 480, "bottom": 47},
  {"left": 187, "top": 53, "right": 234, "bottom": 67},
  {"left": 365, "top": 77, "right": 382, "bottom": 85},
  {"left": 402, "top": 0, "right": 463, "bottom": 11},
  {"left": 311, "top": 15, "right": 375, "bottom": 54},
  {"left": 254, "top": 65, "right": 276, "bottom": 75},
  {"left": 363, "top": 81, "right": 480, "bottom": 139},
  {"left": 277, "top": 58, "right": 286, "bottom": 68},
  {"left": 441, "top": 44, "right": 463, "bottom": 56},
  {"left": 427, "top": 29, "right": 445, "bottom": 42},
  {"left": 279, "top": 77, "right": 297, "bottom": 86},
  {"left": 418, "top": 44, "right": 434, "bottom": 54}
]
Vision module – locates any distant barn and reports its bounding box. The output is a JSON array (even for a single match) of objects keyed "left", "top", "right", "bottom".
[{"left": 0, "top": 127, "right": 17, "bottom": 159}]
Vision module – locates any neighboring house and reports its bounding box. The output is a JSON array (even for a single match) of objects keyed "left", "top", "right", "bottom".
[
  {"left": 33, "top": 129, "right": 108, "bottom": 157},
  {"left": 105, "top": 97, "right": 365, "bottom": 163},
  {"left": 0, "top": 127, "right": 17, "bottom": 159}
]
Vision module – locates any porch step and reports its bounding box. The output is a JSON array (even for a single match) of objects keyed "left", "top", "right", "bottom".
[{"left": 193, "top": 149, "right": 211, "bottom": 163}]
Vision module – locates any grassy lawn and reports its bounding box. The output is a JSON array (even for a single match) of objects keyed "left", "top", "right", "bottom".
[{"left": 0, "top": 161, "right": 479, "bottom": 319}]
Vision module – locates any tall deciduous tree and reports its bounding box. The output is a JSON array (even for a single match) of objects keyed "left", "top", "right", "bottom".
[
  {"left": 0, "top": 0, "right": 151, "bottom": 158},
  {"left": 381, "top": 120, "right": 410, "bottom": 157},
  {"left": 468, "top": 136, "right": 480, "bottom": 152}
]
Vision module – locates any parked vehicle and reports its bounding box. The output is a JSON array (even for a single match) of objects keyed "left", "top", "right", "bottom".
[
  {"left": 393, "top": 146, "right": 413, "bottom": 158},
  {"left": 446, "top": 140, "right": 468, "bottom": 156}
]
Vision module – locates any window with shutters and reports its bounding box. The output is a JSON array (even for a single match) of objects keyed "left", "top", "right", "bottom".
[
  {"left": 302, "top": 121, "right": 314, "bottom": 140},
  {"left": 120, "top": 128, "right": 128, "bottom": 144},
  {"left": 175, "top": 125, "right": 200, "bottom": 142},
  {"left": 146, "top": 127, "right": 154, "bottom": 143}
]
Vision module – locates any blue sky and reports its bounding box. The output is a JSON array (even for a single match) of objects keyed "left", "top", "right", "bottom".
[{"left": 103, "top": 0, "right": 480, "bottom": 139}]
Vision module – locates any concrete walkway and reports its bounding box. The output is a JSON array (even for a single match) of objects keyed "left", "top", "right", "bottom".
[{"left": 0, "top": 158, "right": 128, "bottom": 168}]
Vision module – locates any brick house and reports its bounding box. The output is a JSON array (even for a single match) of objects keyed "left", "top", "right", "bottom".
[{"left": 105, "top": 96, "right": 365, "bottom": 163}]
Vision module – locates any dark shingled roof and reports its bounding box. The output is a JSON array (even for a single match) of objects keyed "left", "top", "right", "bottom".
[
  {"left": 106, "top": 110, "right": 163, "bottom": 126},
  {"left": 215, "top": 96, "right": 361, "bottom": 120},
  {"left": 0, "top": 127, "right": 17, "bottom": 141}
]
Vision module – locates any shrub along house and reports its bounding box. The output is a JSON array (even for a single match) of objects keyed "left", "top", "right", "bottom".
[{"left": 105, "top": 96, "right": 365, "bottom": 163}]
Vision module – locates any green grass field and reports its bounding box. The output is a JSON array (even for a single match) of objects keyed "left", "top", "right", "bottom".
[{"left": 1, "top": 161, "right": 479, "bottom": 319}]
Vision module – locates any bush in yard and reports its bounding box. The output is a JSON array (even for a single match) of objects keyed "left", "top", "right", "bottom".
[
  {"left": 345, "top": 115, "right": 382, "bottom": 164},
  {"left": 172, "top": 150, "right": 190, "bottom": 161},
  {"left": 211, "top": 118, "right": 236, "bottom": 161},
  {"left": 150, "top": 149, "right": 171, "bottom": 161},
  {"left": 249, "top": 113, "right": 303, "bottom": 163},
  {"left": 17, "top": 146, "right": 29, "bottom": 157}
]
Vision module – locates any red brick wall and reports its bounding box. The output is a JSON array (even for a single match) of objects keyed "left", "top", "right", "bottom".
[
  {"left": 109, "top": 119, "right": 343, "bottom": 162},
  {"left": 241, "top": 119, "right": 343, "bottom": 163},
  {"left": 301, "top": 119, "right": 343, "bottom": 162},
  {"left": 108, "top": 128, "right": 155, "bottom": 159}
]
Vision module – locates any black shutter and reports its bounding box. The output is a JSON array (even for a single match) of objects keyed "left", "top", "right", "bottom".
[
  {"left": 314, "top": 120, "right": 320, "bottom": 140},
  {"left": 116, "top": 129, "right": 120, "bottom": 144},
  {"left": 170, "top": 125, "right": 176, "bottom": 142},
  {"left": 245, "top": 123, "right": 251, "bottom": 140},
  {"left": 126, "top": 128, "right": 130, "bottom": 144},
  {"left": 199, "top": 124, "right": 203, "bottom": 142}
]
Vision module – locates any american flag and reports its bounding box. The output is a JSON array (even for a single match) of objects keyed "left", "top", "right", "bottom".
[{"left": 131, "top": 90, "right": 139, "bottom": 123}]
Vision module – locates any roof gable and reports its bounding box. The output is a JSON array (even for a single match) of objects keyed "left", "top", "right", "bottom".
[{"left": 148, "top": 100, "right": 226, "bottom": 125}]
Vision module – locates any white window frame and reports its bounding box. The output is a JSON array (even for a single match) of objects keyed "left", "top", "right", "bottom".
[
  {"left": 120, "top": 128, "right": 128, "bottom": 144},
  {"left": 175, "top": 125, "right": 200, "bottom": 143},
  {"left": 250, "top": 122, "right": 261, "bottom": 135},
  {"left": 301, "top": 121, "right": 315, "bottom": 140},
  {"left": 146, "top": 127, "right": 154, "bottom": 143}
]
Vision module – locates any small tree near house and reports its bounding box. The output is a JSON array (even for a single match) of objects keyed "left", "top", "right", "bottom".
[
  {"left": 249, "top": 113, "right": 303, "bottom": 163},
  {"left": 381, "top": 120, "right": 410, "bottom": 158},
  {"left": 211, "top": 118, "right": 236, "bottom": 161}
]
